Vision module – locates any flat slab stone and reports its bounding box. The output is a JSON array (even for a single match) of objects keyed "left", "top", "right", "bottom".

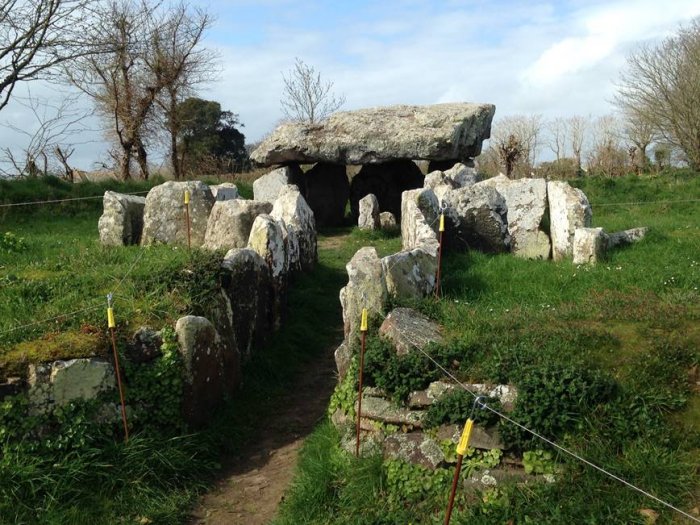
[
  {"left": 379, "top": 307, "right": 443, "bottom": 356},
  {"left": 383, "top": 432, "right": 445, "bottom": 469},
  {"left": 251, "top": 103, "right": 495, "bottom": 165},
  {"left": 356, "top": 396, "right": 424, "bottom": 428}
]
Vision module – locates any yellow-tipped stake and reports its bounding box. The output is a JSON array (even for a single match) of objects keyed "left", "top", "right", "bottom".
[
  {"left": 435, "top": 211, "right": 446, "bottom": 298},
  {"left": 444, "top": 396, "right": 485, "bottom": 525},
  {"left": 107, "top": 294, "right": 130, "bottom": 443},
  {"left": 184, "top": 189, "right": 192, "bottom": 250},
  {"left": 355, "top": 307, "right": 369, "bottom": 457}
]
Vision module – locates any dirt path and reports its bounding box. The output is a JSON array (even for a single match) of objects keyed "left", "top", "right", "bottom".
[{"left": 187, "top": 343, "right": 338, "bottom": 525}]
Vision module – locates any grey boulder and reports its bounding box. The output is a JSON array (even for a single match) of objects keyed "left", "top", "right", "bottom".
[{"left": 98, "top": 191, "right": 146, "bottom": 246}]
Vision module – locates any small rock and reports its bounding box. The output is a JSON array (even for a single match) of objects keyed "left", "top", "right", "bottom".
[
  {"left": 357, "top": 396, "right": 424, "bottom": 428},
  {"left": 573, "top": 227, "right": 607, "bottom": 265},
  {"left": 358, "top": 193, "right": 380, "bottom": 230},
  {"left": 379, "top": 211, "right": 397, "bottom": 230},
  {"left": 383, "top": 432, "right": 445, "bottom": 469},
  {"left": 379, "top": 307, "right": 443, "bottom": 356},
  {"left": 210, "top": 183, "right": 239, "bottom": 201},
  {"left": 608, "top": 227, "right": 648, "bottom": 248},
  {"left": 639, "top": 508, "right": 659, "bottom": 524}
]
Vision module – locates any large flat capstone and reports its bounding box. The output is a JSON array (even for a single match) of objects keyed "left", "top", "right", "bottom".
[{"left": 251, "top": 103, "right": 495, "bottom": 165}]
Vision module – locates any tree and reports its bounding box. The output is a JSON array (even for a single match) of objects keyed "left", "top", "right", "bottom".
[
  {"left": 547, "top": 117, "right": 568, "bottom": 163},
  {"left": 616, "top": 17, "right": 700, "bottom": 169},
  {"left": 496, "top": 134, "right": 524, "bottom": 178},
  {"left": 620, "top": 107, "right": 655, "bottom": 172},
  {"left": 488, "top": 114, "right": 543, "bottom": 177},
  {"left": 0, "top": 0, "right": 93, "bottom": 112},
  {"left": 174, "top": 97, "right": 246, "bottom": 175},
  {"left": 280, "top": 58, "right": 345, "bottom": 124},
  {"left": 568, "top": 115, "right": 588, "bottom": 174},
  {"left": 587, "top": 115, "right": 627, "bottom": 177}
]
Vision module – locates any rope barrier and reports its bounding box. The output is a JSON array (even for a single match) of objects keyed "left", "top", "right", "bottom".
[
  {"left": 592, "top": 198, "right": 700, "bottom": 207},
  {"left": 0, "top": 191, "right": 150, "bottom": 208}
]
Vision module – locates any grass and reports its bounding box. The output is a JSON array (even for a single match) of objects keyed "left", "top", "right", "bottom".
[{"left": 275, "top": 171, "right": 700, "bottom": 525}]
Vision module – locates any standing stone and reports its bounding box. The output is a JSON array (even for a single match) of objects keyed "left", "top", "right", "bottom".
[
  {"left": 442, "top": 184, "right": 510, "bottom": 253},
  {"left": 175, "top": 316, "right": 225, "bottom": 427},
  {"left": 221, "top": 248, "right": 273, "bottom": 362},
  {"left": 573, "top": 227, "right": 608, "bottom": 265},
  {"left": 250, "top": 103, "right": 496, "bottom": 165},
  {"left": 379, "top": 211, "right": 397, "bottom": 230},
  {"left": 203, "top": 199, "right": 272, "bottom": 251},
  {"left": 210, "top": 183, "right": 239, "bottom": 201},
  {"left": 479, "top": 176, "right": 550, "bottom": 259},
  {"left": 98, "top": 191, "right": 146, "bottom": 246},
  {"left": 401, "top": 188, "right": 440, "bottom": 255},
  {"left": 358, "top": 193, "right": 380, "bottom": 230},
  {"left": 382, "top": 249, "right": 437, "bottom": 301},
  {"left": 340, "top": 247, "right": 387, "bottom": 342},
  {"left": 379, "top": 308, "right": 443, "bottom": 356},
  {"left": 141, "top": 181, "right": 214, "bottom": 247},
  {"left": 271, "top": 185, "right": 317, "bottom": 271},
  {"left": 304, "top": 163, "right": 349, "bottom": 226},
  {"left": 350, "top": 160, "right": 424, "bottom": 220},
  {"left": 548, "top": 181, "right": 592, "bottom": 261},
  {"left": 334, "top": 341, "right": 352, "bottom": 381},
  {"left": 253, "top": 165, "right": 305, "bottom": 203},
  {"left": 248, "top": 215, "right": 288, "bottom": 328}
]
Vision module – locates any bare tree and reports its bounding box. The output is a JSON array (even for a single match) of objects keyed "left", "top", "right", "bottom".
[
  {"left": 547, "top": 117, "right": 568, "bottom": 162},
  {"left": 568, "top": 115, "right": 588, "bottom": 174},
  {"left": 281, "top": 58, "right": 345, "bottom": 124},
  {"left": 0, "top": 0, "right": 94, "bottom": 112},
  {"left": 619, "top": 107, "right": 656, "bottom": 173},
  {"left": 497, "top": 134, "right": 524, "bottom": 177},
  {"left": 153, "top": 2, "right": 217, "bottom": 179},
  {"left": 587, "top": 115, "right": 627, "bottom": 177},
  {"left": 615, "top": 17, "right": 700, "bottom": 169},
  {"left": 488, "top": 114, "right": 543, "bottom": 176}
]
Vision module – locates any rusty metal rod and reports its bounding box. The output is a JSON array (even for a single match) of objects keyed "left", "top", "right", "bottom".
[
  {"left": 444, "top": 453, "right": 464, "bottom": 525},
  {"left": 355, "top": 329, "right": 367, "bottom": 457},
  {"left": 109, "top": 327, "right": 130, "bottom": 443}
]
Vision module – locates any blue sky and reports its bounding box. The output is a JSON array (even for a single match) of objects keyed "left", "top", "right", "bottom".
[{"left": 2, "top": 0, "right": 700, "bottom": 171}]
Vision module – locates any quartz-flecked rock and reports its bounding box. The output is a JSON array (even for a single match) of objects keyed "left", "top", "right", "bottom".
[
  {"left": 304, "top": 162, "right": 349, "bottom": 227},
  {"left": 210, "top": 183, "right": 239, "bottom": 201},
  {"left": 203, "top": 199, "right": 272, "bottom": 251},
  {"left": 251, "top": 103, "right": 495, "bottom": 165},
  {"left": 248, "top": 215, "right": 288, "bottom": 328},
  {"left": 383, "top": 432, "right": 445, "bottom": 469},
  {"left": 271, "top": 185, "right": 317, "bottom": 271},
  {"left": 479, "top": 176, "right": 550, "bottom": 259},
  {"left": 28, "top": 358, "right": 115, "bottom": 414},
  {"left": 175, "top": 316, "right": 226, "bottom": 426},
  {"left": 340, "top": 247, "right": 387, "bottom": 342},
  {"left": 253, "top": 165, "right": 305, "bottom": 203},
  {"left": 608, "top": 227, "right": 648, "bottom": 248},
  {"left": 221, "top": 248, "right": 273, "bottom": 361},
  {"left": 358, "top": 193, "right": 380, "bottom": 230},
  {"left": 442, "top": 184, "right": 510, "bottom": 253},
  {"left": 380, "top": 211, "right": 397, "bottom": 230},
  {"left": 547, "top": 181, "right": 592, "bottom": 261},
  {"left": 98, "top": 191, "right": 146, "bottom": 246},
  {"left": 142, "top": 181, "right": 214, "bottom": 247},
  {"left": 381, "top": 249, "right": 437, "bottom": 301},
  {"left": 401, "top": 188, "right": 440, "bottom": 254},
  {"left": 349, "top": 160, "right": 425, "bottom": 220},
  {"left": 379, "top": 307, "right": 443, "bottom": 356},
  {"left": 573, "top": 227, "right": 607, "bottom": 265}
]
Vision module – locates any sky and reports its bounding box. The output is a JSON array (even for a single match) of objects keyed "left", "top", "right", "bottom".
[{"left": 1, "top": 0, "right": 700, "bottom": 172}]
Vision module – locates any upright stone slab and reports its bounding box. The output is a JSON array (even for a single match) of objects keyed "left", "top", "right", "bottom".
[
  {"left": 379, "top": 308, "right": 443, "bottom": 356},
  {"left": 253, "top": 165, "right": 305, "bottom": 203},
  {"left": 573, "top": 227, "right": 607, "bottom": 265},
  {"left": 248, "top": 215, "right": 288, "bottom": 328},
  {"left": 401, "top": 188, "right": 440, "bottom": 255},
  {"left": 175, "top": 316, "right": 226, "bottom": 427},
  {"left": 340, "top": 247, "right": 387, "bottom": 342},
  {"left": 381, "top": 249, "right": 437, "bottom": 301},
  {"left": 98, "top": 191, "right": 146, "bottom": 246},
  {"left": 141, "top": 181, "right": 214, "bottom": 247},
  {"left": 210, "top": 183, "right": 239, "bottom": 201},
  {"left": 221, "top": 248, "right": 273, "bottom": 361},
  {"left": 203, "top": 199, "right": 272, "bottom": 251},
  {"left": 479, "top": 176, "right": 550, "bottom": 259},
  {"left": 251, "top": 103, "right": 496, "bottom": 165},
  {"left": 271, "top": 185, "right": 317, "bottom": 271},
  {"left": 358, "top": 193, "right": 380, "bottom": 230},
  {"left": 442, "top": 184, "right": 510, "bottom": 253},
  {"left": 304, "top": 162, "right": 349, "bottom": 227},
  {"left": 547, "top": 181, "right": 592, "bottom": 261}
]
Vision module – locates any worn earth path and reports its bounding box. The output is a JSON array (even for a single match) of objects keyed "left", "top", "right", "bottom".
[{"left": 187, "top": 344, "right": 338, "bottom": 525}]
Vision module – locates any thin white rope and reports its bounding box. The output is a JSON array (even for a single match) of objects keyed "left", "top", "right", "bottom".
[
  {"left": 0, "top": 191, "right": 150, "bottom": 208},
  {"left": 593, "top": 198, "right": 700, "bottom": 207}
]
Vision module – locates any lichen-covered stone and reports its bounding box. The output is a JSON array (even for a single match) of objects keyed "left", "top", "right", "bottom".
[
  {"left": 142, "top": 181, "right": 214, "bottom": 247},
  {"left": 98, "top": 191, "right": 146, "bottom": 246},
  {"left": 424, "top": 162, "right": 479, "bottom": 202},
  {"left": 271, "top": 185, "right": 317, "bottom": 271},
  {"left": 547, "top": 181, "right": 592, "bottom": 261},
  {"left": 573, "top": 227, "right": 608, "bottom": 265},
  {"left": 379, "top": 308, "right": 443, "bottom": 356},
  {"left": 358, "top": 193, "right": 380, "bottom": 230},
  {"left": 340, "top": 247, "right": 387, "bottom": 342},
  {"left": 401, "top": 188, "right": 440, "bottom": 255},
  {"left": 379, "top": 211, "right": 397, "bottom": 230},
  {"left": 125, "top": 327, "right": 162, "bottom": 364},
  {"left": 175, "top": 315, "right": 226, "bottom": 426},
  {"left": 608, "top": 227, "right": 648, "bottom": 248},
  {"left": 251, "top": 103, "right": 496, "bottom": 165},
  {"left": 437, "top": 423, "right": 505, "bottom": 450},
  {"left": 383, "top": 432, "right": 445, "bottom": 469},
  {"left": 203, "top": 199, "right": 272, "bottom": 251},
  {"left": 479, "top": 176, "right": 550, "bottom": 259},
  {"left": 381, "top": 249, "right": 437, "bottom": 301},
  {"left": 210, "top": 183, "right": 239, "bottom": 201},
  {"left": 442, "top": 184, "right": 510, "bottom": 253},
  {"left": 334, "top": 341, "right": 353, "bottom": 381},
  {"left": 356, "top": 395, "right": 424, "bottom": 428},
  {"left": 253, "top": 165, "right": 305, "bottom": 203}
]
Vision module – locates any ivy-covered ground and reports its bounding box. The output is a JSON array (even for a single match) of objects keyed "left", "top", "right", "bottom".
[{"left": 274, "top": 171, "right": 700, "bottom": 525}]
